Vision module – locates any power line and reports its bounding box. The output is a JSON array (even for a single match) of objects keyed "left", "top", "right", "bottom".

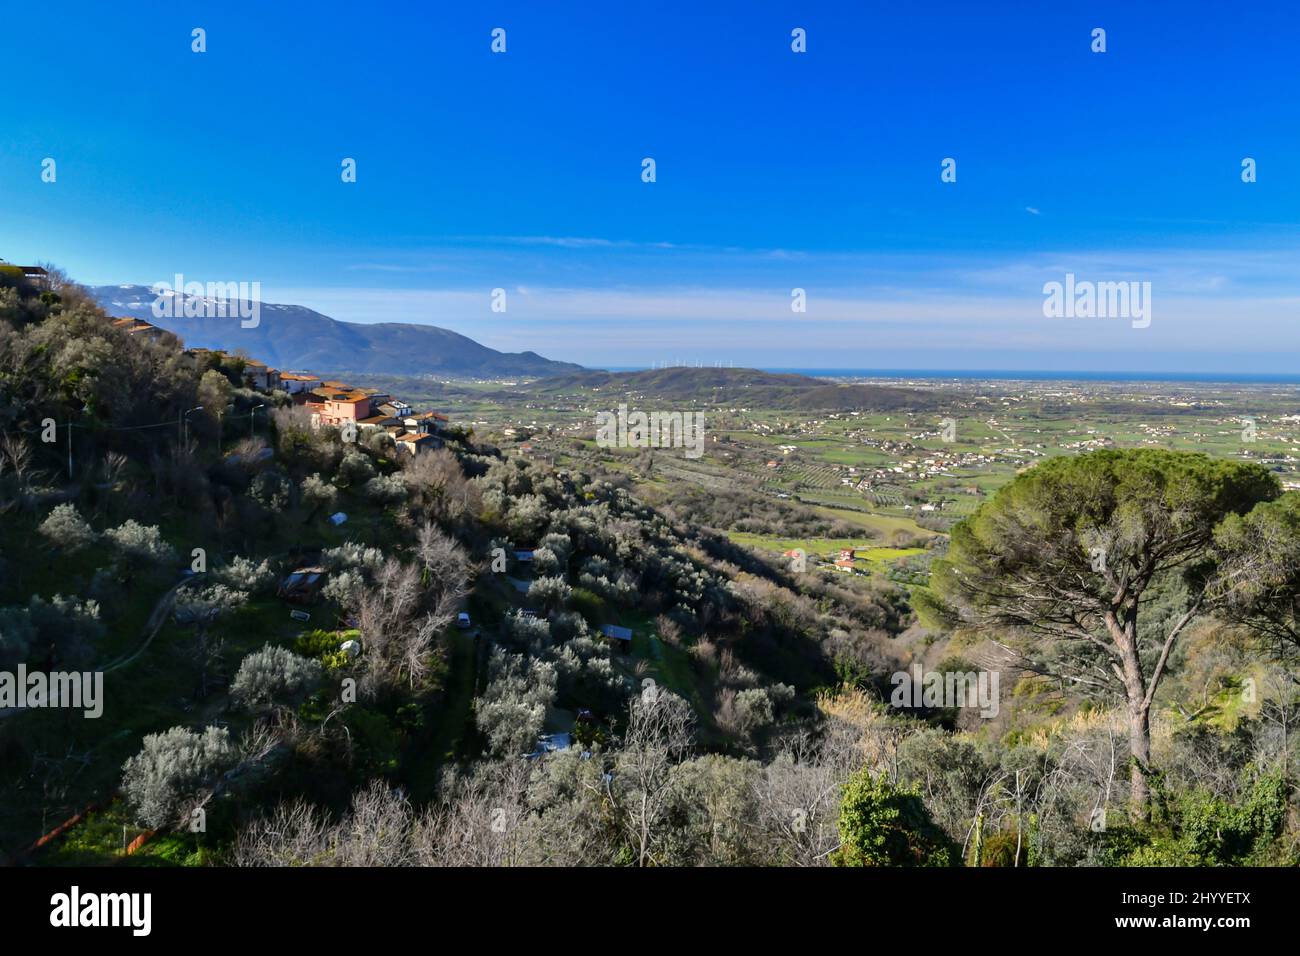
[{"left": 0, "top": 409, "right": 259, "bottom": 437}]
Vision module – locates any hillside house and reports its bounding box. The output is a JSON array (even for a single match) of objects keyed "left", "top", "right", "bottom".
[
  {"left": 401, "top": 410, "right": 447, "bottom": 435},
  {"left": 304, "top": 387, "right": 374, "bottom": 426},
  {"left": 110, "top": 317, "right": 167, "bottom": 343},
  {"left": 278, "top": 372, "right": 322, "bottom": 395},
  {"left": 357, "top": 412, "right": 399, "bottom": 433},
  {"left": 241, "top": 358, "right": 280, "bottom": 390},
  {"left": 0, "top": 262, "right": 49, "bottom": 286},
  {"left": 394, "top": 432, "right": 441, "bottom": 455}
]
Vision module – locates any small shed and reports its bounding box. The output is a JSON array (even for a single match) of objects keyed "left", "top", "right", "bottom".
[
  {"left": 527, "top": 732, "right": 573, "bottom": 759},
  {"left": 599, "top": 624, "right": 633, "bottom": 653},
  {"left": 278, "top": 566, "right": 327, "bottom": 604}
]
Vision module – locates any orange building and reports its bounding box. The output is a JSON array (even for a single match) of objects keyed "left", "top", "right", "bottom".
[{"left": 304, "top": 386, "right": 374, "bottom": 426}]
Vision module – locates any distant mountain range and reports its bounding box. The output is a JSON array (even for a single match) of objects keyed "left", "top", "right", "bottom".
[
  {"left": 528, "top": 367, "right": 942, "bottom": 410},
  {"left": 89, "top": 285, "right": 585, "bottom": 379}
]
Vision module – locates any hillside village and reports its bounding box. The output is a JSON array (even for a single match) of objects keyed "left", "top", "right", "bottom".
[{"left": 107, "top": 313, "right": 453, "bottom": 455}]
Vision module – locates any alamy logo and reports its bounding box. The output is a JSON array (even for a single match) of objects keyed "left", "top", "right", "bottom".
[
  {"left": 1042, "top": 273, "right": 1151, "bottom": 329},
  {"left": 890, "top": 664, "right": 999, "bottom": 718},
  {"left": 50, "top": 886, "right": 151, "bottom": 936},
  {"left": 151, "top": 274, "right": 261, "bottom": 328},
  {"left": 0, "top": 666, "right": 103, "bottom": 718},
  {"left": 595, "top": 403, "right": 705, "bottom": 459}
]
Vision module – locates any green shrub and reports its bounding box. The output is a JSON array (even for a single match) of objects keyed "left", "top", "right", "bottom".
[
  {"left": 295, "top": 628, "right": 357, "bottom": 670},
  {"left": 344, "top": 708, "right": 401, "bottom": 776},
  {"left": 832, "top": 768, "right": 958, "bottom": 867},
  {"left": 1100, "top": 771, "right": 1294, "bottom": 867},
  {"left": 568, "top": 587, "right": 609, "bottom": 627}
]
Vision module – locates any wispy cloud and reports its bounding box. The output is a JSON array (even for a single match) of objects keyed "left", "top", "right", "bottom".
[{"left": 269, "top": 278, "right": 1300, "bottom": 369}]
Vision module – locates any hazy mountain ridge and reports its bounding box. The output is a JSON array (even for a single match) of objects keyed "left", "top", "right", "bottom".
[{"left": 90, "top": 285, "right": 585, "bottom": 379}]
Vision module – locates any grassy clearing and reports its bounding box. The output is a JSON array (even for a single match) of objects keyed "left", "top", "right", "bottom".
[
  {"left": 808, "top": 504, "right": 939, "bottom": 539},
  {"left": 725, "top": 531, "right": 928, "bottom": 566}
]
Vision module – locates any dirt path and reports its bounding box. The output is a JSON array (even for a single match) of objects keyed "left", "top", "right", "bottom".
[
  {"left": 101, "top": 573, "right": 205, "bottom": 673},
  {"left": 1, "top": 574, "right": 205, "bottom": 715}
]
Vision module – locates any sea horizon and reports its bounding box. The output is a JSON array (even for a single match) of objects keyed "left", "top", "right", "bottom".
[{"left": 602, "top": 367, "right": 1300, "bottom": 385}]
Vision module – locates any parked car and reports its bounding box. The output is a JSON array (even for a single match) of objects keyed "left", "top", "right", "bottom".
[{"left": 457, "top": 612, "right": 472, "bottom": 629}]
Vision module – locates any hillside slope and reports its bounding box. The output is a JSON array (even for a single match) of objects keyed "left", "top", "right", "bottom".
[{"left": 529, "top": 366, "right": 942, "bottom": 410}]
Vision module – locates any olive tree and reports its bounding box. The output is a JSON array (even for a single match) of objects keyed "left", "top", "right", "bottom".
[
  {"left": 231, "top": 644, "right": 323, "bottom": 712},
  {"left": 105, "top": 519, "right": 176, "bottom": 580},
  {"left": 174, "top": 584, "right": 247, "bottom": 698},
  {"left": 214, "top": 555, "right": 276, "bottom": 594},
  {"left": 300, "top": 472, "right": 337, "bottom": 513},
  {"left": 122, "top": 725, "right": 238, "bottom": 829},
  {"left": 474, "top": 648, "right": 557, "bottom": 756},
  {"left": 38, "top": 502, "right": 97, "bottom": 552},
  {"left": 197, "top": 369, "right": 233, "bottom": 444}
]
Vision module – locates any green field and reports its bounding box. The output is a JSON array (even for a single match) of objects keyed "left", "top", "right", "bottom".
[{"left": 725, "top": 531, "right": 927, "bottom": 569}]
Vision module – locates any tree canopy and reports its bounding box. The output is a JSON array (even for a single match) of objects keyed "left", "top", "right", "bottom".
[{"left": 932, "top": 449, "right": 1279, "bottom": 812}]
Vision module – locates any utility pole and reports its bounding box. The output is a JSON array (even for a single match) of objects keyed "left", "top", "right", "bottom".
[{"left": 183, "top": 406, "right": 204, "bottom": 446}]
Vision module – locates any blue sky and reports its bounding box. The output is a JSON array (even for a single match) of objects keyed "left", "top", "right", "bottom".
[{"left": 3, "top": 1, "right": 1299, "bottom": 372}]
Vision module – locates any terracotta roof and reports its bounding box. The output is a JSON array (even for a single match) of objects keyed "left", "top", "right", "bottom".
[
  {"left": 310, "top": 387, "right": 368, "bottom": 403},
  {"left": 113, "top": 318, "right": 161, "bottom": 335}
]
